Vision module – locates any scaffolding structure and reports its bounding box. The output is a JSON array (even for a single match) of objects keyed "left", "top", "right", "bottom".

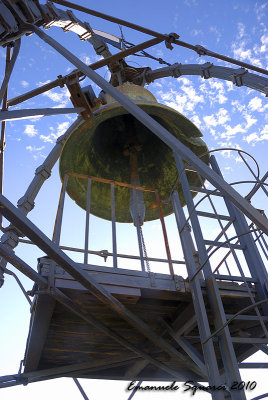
[{"left": 0, "top": 1, "right": 267, "bottom": 400}]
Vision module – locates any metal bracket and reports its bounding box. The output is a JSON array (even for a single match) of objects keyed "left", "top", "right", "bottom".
[
  {"left": 17, "top": 195, "right": 35, "bottom": 212},
  {"left": 65, "top": 77, "right": 93, "bottom": 119},
  {"left": 149, "top": 271, "right": 156, "bottom": 287},
  {"left": 195, "top": 45, "right": 207, "bottom": 56},
  {"left": 35, "top": 164, "right": 51, "bottom": 179},
  {"left": 174, "top": 274, "right": 185, "bottom": 291},
  {"left": 1, "top": 230, "right": 19, "bottom": 247},
  {"left": 165, "top": 32, "right": 179, "bottom": 50},
  {"left": 172, "top": 63, "right": 182, "bottom": 78},
  {"left": 79, "top": 21, "right": 93, "bottom": 41},
  {"left": 62, "top": 10, "right": 78, "bottom": 32},
  {"left": 201, "top": 62, "right": 213, "bottom": 79},
  {"left": 231, "top": 68, "right": 248, "bottom": 87}
]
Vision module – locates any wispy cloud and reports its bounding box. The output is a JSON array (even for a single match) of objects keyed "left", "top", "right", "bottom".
[
  {"left": 42, "top": 87, "right": 70, "bottom": 108},
  {"left": 40, "top": 121, "right": 71, "bottom": 143},
  {"left": 21, "top": 80, "right": 29, "bottom": 88},
  {"left": 244, "top": 125, "right": 268, "bottom": 144},
  {"left": 24, "top": 125, "right": 38, "bottom": 137},
  {"left": 26, "top": 145, "right": 45, "bottom": 152}
]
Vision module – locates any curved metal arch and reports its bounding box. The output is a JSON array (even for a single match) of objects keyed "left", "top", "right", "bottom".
[
  {"left": 134, "top": 62, "right": 268, "bottom": 95},
  {"left": 0, "top": 1, "right": 114, "bottom": 59}
]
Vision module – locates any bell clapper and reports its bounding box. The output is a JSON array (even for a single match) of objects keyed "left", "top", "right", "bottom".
[{"left": 122, "top": 115, "right": 146, "bottom": 226}]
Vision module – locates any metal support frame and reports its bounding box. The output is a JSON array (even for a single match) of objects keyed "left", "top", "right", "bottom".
[
  {"left": 0, "top": 234, "right": 205, "bottom": 384},
  {"left": 0, "top": 44, "right": 11, "bottom": 228},
  {"left": 52, "top": 0, "right": 268, "bottom": 76},
  {"left": 0, "top": 193, "right": 206, "bottom": 381},
  {"left": 53, "top": 174, "right": 68, "bottom": 245},
  {"left": 110, "top": 183, "right": 118, "bottom": 268},
  {"left": 29, "top": 24, "right": 268, "bottom": 234},
  {"left": 171, "top": 189, "right": 224, "bottom": 400},
  {"left": 0, "top": 107, "right": 84, "bottom": 121},
  {"left": 0, "top": 4, "right": 267, "bottom": 397},
  {"left": 210, "top": 156, "right": 268, "bottom": 317},
  {"left": 173, "top": 153, "right": 246, "bottom": 400}
]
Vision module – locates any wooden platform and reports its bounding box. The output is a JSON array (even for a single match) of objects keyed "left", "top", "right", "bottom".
[{"left": 23, "top": 257, "right": 266, "bottom": 382}]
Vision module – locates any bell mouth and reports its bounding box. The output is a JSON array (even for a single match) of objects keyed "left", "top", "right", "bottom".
[{"left": 59, "top": 102, "right": 209, "bottom": 223}]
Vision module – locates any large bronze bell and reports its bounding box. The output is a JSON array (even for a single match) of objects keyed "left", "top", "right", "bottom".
[{"left": 59, "top": 83, "right": 209, "bottom": 223}]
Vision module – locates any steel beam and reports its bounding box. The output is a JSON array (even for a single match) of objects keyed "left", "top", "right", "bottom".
[
  {"left": 173, "top": 154, "right": 246, "bottom": 400},
  {"left": 134, "top": 63, "right": 268, "bottom": 95},
  {"left": 73, "top": 378, "right": 90, "bottom": 400},
  {"left": 0, "top": 39, "right": 20, "bottom": 106},
  {"left": 0, "top": 44, "right": 11, "bottom": 228},
  {"left": 30, "top": 25, "right": 268, "bottom": 233},
  {"left": 171, "top": 190, "right": 224, "bottom": 400},
  {"left": 0, "top": 107, "right": 84, "bottom": 121},
  {"left": 8, "top": 37, "right": 162, "bottom": 107}
]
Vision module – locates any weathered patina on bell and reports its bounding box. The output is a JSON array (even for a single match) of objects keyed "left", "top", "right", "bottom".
[{"left": 59, "top": 83, "right": 209, "bottom": 223}]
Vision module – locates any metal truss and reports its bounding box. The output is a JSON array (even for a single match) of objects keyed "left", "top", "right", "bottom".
[{"left": 0, "top": 2, "right": 267, "bottom": 400}]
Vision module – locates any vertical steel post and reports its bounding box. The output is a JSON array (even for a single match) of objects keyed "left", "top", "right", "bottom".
[
  {"left": 0, "top": 45, "right": 11, "bottom": 227},
  {"left": 84, "top": 178, "right": 91, "bottom": 264},
  {"left": 173, "top": 152, "right": 246, "bottom": 400},
  {"left": 111, "top": 183, "right": 118, "bottom": 268},
  {"left": 210, "top": 155, "right": 268, "bottom": 317},
  {"left": 171, "top": 190, "right": 224, "bottom": 400},
  {"left": 155, "top": 189, "right": 174, "bottom": 276},
  {"left": 52, "top": 174, "right": 68, "bottom": 245},
  {"left": 132, "top": 189, "right": 145, "bottom": 272}
]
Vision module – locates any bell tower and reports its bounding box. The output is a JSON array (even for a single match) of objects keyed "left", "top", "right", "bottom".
[{"left": 0, "top": 2, "right": 267, "bottom": 400}]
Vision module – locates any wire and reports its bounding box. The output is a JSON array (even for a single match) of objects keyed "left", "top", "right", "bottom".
[{"left": 123, "top": 40, "right": 171, "bottom": 66}]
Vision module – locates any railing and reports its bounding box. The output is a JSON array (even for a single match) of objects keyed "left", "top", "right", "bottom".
[{"left": 52, "top": 171, "right": 176, "bottom": 276}]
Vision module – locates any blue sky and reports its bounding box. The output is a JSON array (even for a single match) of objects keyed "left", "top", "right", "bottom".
[{"left": 0, "top": 0, "right": 267, "bottom": 399}]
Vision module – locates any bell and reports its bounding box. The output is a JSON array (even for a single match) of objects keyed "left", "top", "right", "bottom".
[{"left": 59, "top": 83, "right": 209, "bottom": 223}]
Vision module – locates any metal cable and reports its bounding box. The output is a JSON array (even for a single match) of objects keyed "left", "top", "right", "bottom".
[
  {"left": 202, "top": 298, "right": 268, "bottom": 345},
  {"left": 123, "top": 40, "right": 171, "bottom": 66},
  {"left": 4, "top": 268, "right": 32, "bottom": 306}
]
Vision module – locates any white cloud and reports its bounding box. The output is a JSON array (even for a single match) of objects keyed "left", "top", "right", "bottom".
[
  {"left": 39, "top": 134, "right": 53, "bottom": 143},
  {"left": 244, "top": 125, "right": 268, "bottom": 144},
  {"left": 220, "top": 124, "right": 246, "bottom": 139},
  {"left": 209, "top": 26, "right": 221, "bottom": 43},
  {"left": 24, "top": 125, "right": 38, "bottom": 137},
  {"left": 248, "top": 97, "right": 262, "bottom": 111},
  {"left": 21, "top": 80, "right": 29, "bottom": 88},
  {"left": 199, "top": 79, "right": 227, "bottom": 104},
  {"left": 203, "top": 108, "right": 230, "bottom": 127},
  {"left": 255, "top": 2, "right": 267, "bottom": 21},
  {"left": 37, "top": 79, "right": 51, "bottom": 86},
  {"left": 26, "top": 145, "right": 45, "bottom": 152},
  {"left": 42, "top": 87, "right": 70, "bottom": 108},
  {"left": 243, "top": 113, "right": 257, "bottom": 129},
  {"left": 39, "top": 121, "right": 71, "bottom": 144}
]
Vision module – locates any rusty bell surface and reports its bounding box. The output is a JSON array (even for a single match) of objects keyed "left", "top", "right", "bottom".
[{"left": 59, "top": 83, "right": 209, "bottom": 223}]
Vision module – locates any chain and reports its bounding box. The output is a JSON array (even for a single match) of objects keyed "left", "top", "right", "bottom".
[{"left": 138, "top": 216, "right": 151, "bottom": 274}]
